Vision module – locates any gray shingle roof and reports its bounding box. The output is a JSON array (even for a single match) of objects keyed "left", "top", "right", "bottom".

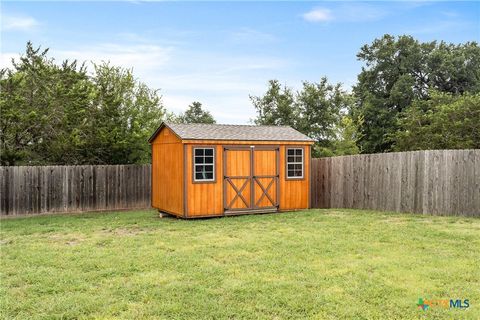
[{"left": 149, "top": 122, "right": 314, "bottom": 142}]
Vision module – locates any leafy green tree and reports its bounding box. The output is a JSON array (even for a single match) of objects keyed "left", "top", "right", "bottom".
[
  {"left": 330, "top": 115, "right": 362, "bottom": 156},
  {"left": 296, "top": 78, "right": 348, "bottom": 155},
  {"left": 250, "top": 80, "right": 298, "bottom": 127},
  {"left": 0, "top": 43, "right": 49, "bottom": 165},
  {"left": 174, "top": 101, "right": 216, "bottom": 124},
  {"left": 393, "top": 91, "right": 480, "bottom": 151},
  {"left": 252, "top": 78, "right": 355, "bottom": 157},
  {"left": 353, "top": 35, "right": 480, "bottom": 153},
  {"left": 0, "top": 42, "right": 94, "bottom": 165},
  {"left": 0, "top": 42, "right": 164, "bottom": 165},
  {"left": 86, "top": 63, "right": 164, "bottom": 164}
]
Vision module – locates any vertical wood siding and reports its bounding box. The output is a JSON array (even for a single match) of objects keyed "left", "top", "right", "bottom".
[
  {"left": 311, "top": 150, "right": 480, "bottom": 217},
  {"left": 186, "top": 144, "right": 224, "bottom": 216},
  {"left": 151, "top": 127, "right": 184, "bottom": 216},
  {"left": 184, "top": 143, "right": 312, "bottom": 217},
  {"left": 279, "top": 145, "right": 310, "bottom": 210},
  {"left": 0, "top": 165, "right": 151, "bottom": 216}
]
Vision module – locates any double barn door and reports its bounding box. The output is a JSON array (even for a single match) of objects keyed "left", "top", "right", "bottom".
[{"left": 223, "top": 146, "right": 279, "bottom": 214}]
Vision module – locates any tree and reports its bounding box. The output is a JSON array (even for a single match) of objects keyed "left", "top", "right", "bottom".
[
  {"left": 0, "top": 43, "right": 51, "bottom": 165},
  {"left": 250, "top": 80, "right": 298, "bottom": 127},
  {"left": 87, "top": 63, "right": 165, "bottom": 164},
  {"left": 0, "top": 42, "right": 165, "bottom": 165},
  {"left": 329, "top": 115, "right": 362, "bottom": 156},
  {"left": 174, "top": 101, "right": 216, "bottom": 124},
  {"left": 251, "top": 78, "right": 355, "bottom": 157},
  {"left": 393, "top": 91, "right": 480, "bottom": 151},
  {"left": 353, "top": 35, "right": 480, "bottom": 153},
  {"left": 296, "top": 78, "right": 348, "bottom": 155},
  {"left": 0, "top": 42, "right": 94, "bottom": 165}
]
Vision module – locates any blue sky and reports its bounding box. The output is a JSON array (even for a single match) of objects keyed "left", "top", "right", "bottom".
[{"left": 1, "top": 1, "right": 479, "bottom": 124}]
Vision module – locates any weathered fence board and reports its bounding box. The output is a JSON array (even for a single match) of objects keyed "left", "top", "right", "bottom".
[
  {"left": 0, "top": 165, "right": 151, "bottom": 216},
  {"left": 311, "top": 150, "right": 480, "bottom": 217}
]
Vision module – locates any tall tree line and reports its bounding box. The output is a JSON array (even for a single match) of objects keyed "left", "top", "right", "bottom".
[
  {"left": 0, "top": 42, "right": 217, "bottom": 165},
  {"left": 253, "top": 35, "right": 480, "bottom": 155},
  {"left": 353, "top": 34, "right": 480, "bottom": 153},
  {"left": 2, "top": 36, "right": 479, "bottom": 165}
]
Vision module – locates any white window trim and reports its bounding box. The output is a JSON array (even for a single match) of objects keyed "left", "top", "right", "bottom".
[
  {"left": 286, "top": 148, "right": 304, "bottom": 179},
  {"left": 193, "top": 147, "right": 215, "bottom": 182}
]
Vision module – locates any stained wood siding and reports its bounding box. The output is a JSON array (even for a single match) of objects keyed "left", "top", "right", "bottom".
[
  {"left": 0, "top": 165, "right": 151, "bottom": 216},
  {"left": 151, "top": 127, "right": 184, "bottom": 216},
  {"left": 253, "top": 149, "right": 278, "bottom": 208},
  {"left": 185, "top": 142, "right": 311, "bottom": 216},
  {"left": 186, "top": 144, "right": 224, "bottom": 216},
  {"left": 278, "top": 145, "right": 310, "bottom": 210},
  {"left": 224, "top": 148, "right": 251, "bottom": 210},
  {"left": 311, "top": 149, "right": 480, "bottom": 217}
]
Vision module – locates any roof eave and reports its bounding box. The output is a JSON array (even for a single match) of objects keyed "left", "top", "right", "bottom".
[{"left": 180, "top": 138, "right": 315, "bottom": 144}]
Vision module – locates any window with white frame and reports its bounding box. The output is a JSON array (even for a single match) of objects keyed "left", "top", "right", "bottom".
[
  {"left": 286, "top": 148, "right": 303, "bottom": 178},
  {"left": 193, "top": 148, "right": 215, "bottom": 182}
]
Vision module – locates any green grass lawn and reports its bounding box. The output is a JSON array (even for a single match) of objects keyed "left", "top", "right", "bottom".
[{"left": 1, "top": 209, "right": 479, "bottom": 319}]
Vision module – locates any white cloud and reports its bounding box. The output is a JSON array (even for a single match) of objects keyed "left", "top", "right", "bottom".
[
  {"left": 57, "top": 43, "right": 173, "bottom": 75},
  {"left": 162, "top": 95, "right": 194, "bottom": 113},
  {"left": 1, "top": 14, "right": 39, "bottom": 31},
  {"left": 303, "top": 4, "right": 388, "bottom": 24},
  {"left": 302, "top": 8, "right": 333, "bottom": 22}
]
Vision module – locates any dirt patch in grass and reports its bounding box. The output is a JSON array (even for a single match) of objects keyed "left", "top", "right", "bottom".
[
  {"left": 99, "top": 227, "right": 150, "bottom": 237},
  {"left": 48, "top": 233, "right": 86, "bottom": 246},
  {"left": 0, "top": 239, "right": 13, "bottom": 245}
]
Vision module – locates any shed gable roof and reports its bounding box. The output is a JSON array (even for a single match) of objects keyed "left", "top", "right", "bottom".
[{"left": 148, "top": 122, "right": 314, "bottom": 143}]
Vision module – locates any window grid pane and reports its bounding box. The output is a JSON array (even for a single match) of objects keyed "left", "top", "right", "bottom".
[
  {"left": 194, "top": 148, "right": 215, "bottom": 181},
  {"left": 204, "top": 157, "right": 213, "bottom": 164},
  {"left": 286, "top": 148, "right": 303, "bottom": 178}
]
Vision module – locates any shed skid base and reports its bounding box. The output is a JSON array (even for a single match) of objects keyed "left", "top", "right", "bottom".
[
  {"left": 158, "top": 210, "right": 176, "bottom": 218},
  {"left": 224, "top": 208, "right": 278, "bottom": 215}
]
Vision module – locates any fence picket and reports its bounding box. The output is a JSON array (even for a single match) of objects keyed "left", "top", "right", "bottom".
[
  {"left": 311, "top": 150, "right": 479, "bottom": 216},
  {"left": 0, "top": 165, "right": 152, "bottom": 216}
]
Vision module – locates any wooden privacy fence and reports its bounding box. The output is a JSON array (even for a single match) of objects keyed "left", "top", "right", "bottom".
[
  {"left": 2, "top": 150, "right": 479, "bottom": 217},
  {"left": 0, "top": 165, "right": 151, "bottom": 216},
  {"left": 311, "top": 149, "right": 480, "bottom": 217}
]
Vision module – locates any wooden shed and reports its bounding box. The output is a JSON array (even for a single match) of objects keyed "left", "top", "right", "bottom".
[{"left": 148, "top": 122, "right": 314, "bottom": 218}]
